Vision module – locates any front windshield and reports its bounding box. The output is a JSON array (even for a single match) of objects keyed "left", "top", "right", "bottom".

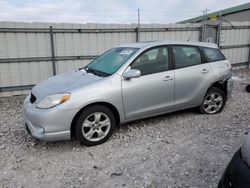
[{"left": 86, "top": 47, "right": 138, "bottom": 75}]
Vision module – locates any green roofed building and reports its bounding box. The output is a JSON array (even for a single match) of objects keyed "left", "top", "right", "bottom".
[{"left": 179, "top": 2, "right": 250, "bottom": 23}]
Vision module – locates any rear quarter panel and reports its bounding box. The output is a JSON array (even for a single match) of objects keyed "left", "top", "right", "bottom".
[{"left": 205, "top": 60, "right": 232, "bottom": 90}]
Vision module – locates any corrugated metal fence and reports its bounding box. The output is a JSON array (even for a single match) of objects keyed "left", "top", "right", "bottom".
[
  {"left": 219, "top": 22, "right": 250, "bottom": 66},
  {"left": 0, "top": 21, "right": 249, "bottom": 96}
]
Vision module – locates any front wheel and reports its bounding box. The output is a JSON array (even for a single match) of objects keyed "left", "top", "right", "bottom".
[
  {"left": 75, "top": 105, "right": 116, "bottom": 146},
  {"left": 199, "top": 87, "right": 226, "bottom": 114}
]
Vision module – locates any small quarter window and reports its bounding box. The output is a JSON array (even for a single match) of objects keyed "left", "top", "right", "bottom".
[
  {"left": 203, "top": 47, "right": 226, "bottom": 62},
  {"left": 172, "top": 46, "right": 202, "bottom": 69}
]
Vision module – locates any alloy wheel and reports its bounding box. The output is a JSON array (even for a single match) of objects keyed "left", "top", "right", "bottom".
[
  {"left": 82, "top": 112, "right": 111, "bottom": 142},
  {"left": 203, "top": 92, "right": 223, "bottom": 114}
]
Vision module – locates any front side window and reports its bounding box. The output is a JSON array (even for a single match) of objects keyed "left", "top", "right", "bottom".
[
  {"left": 172, "top": 46, "right": 202, "bottom": 69},
  {"left": 203, "top": 47, "right": 226, "bottom": 62},
  {"left": 131, "top": 47, "right": 169, "bottom": 76},
  {"left": 87, "top": 47, "right": 138, "bottom": 76}
]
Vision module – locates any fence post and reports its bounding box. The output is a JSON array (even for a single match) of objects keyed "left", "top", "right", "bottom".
[
  {"left": 216, "top": 24, "right": 221, "bottom": 48},
  {"left": 199, "top": 26, "right": 203, "bottom": 42},
  {"left": 248, "top": 46, "right": 250, "bottom": 68},
  {"left": 49, "top": 26, "right": 56, "bottom": 75},
  {"left": 135, "top": 27, "right": 140, "bottom": 42},
  {"left": 248, "top": 33, "right": 250, "bottom": 68}
]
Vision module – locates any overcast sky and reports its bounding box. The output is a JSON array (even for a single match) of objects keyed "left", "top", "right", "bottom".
[{"left": 0, "top": 0, "right": 249, "bottom": 24}]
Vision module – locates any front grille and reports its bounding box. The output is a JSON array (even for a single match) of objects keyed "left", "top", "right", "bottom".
[{"left": 30, "top": 93, "right": 36, "bottom": 103}]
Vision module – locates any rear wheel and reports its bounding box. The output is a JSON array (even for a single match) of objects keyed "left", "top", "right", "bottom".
[
  {"left": 75, "top": 105, "right": 116, "bottom": 146},
  {"left": 199, "top": 87, "right": 226, "bottom": 114}
]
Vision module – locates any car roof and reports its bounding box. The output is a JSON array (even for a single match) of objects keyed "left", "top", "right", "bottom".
[{"left": 117, "top": 41, "right": 218, "bottom": 49}]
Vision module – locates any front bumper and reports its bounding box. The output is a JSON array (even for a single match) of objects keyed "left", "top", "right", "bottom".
[
  {"left": 218, "top": 149, "right": 250, "bottom": 188},
  {"left": 23, "top": 95, "right": 77, "bottom": 141}
]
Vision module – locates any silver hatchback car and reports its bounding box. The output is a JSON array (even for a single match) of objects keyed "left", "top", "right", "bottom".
[{"left": 23, "top": 41, "right": 233, "bottom": 146}]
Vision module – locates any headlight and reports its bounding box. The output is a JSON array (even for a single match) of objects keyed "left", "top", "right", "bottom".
[
  {"left": 241, "top": 132, "right": 250, "bottom": 167},
  {"left": 36, "top": 93, "right": 71, "bottom": 109}
]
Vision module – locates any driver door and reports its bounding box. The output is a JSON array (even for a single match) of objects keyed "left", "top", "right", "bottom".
[{"left": 121, "top": 46, "right": 175, "bottom": 120}]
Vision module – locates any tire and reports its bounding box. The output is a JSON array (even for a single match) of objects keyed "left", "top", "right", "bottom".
[
  {"left": 75, "top": 105, "right": 116, "bottom": 146},
  {"left": 246, "top": 84, "right": 250, "bottom": 93},
  {"left": 199, "top": 87, "right": 226, "bottom": 114}
]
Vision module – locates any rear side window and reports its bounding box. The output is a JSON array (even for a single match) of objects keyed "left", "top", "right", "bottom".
[
  {"left": 203, "top": 47, "right": 225, "bottom": 62},
  {"left": 172, "top": 46, "right": 202, "bottom": 69}
]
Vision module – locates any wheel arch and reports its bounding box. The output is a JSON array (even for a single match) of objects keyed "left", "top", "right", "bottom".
[
  {"left": 208, "top": 79, "right": 228, "bottom": 97},
  {"left": 70, "top": 102, "right": 121, "bottom": 138},
  {"left": 199, "top": 79, "right": 228, "bottom": 106}
]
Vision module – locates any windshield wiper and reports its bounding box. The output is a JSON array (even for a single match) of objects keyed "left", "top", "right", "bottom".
[
  {"left": 84, "top": 67, "right": 98, "bottom": 75},
  {"left": 85, "top": 67, "right": 110, "bottom": 77}
]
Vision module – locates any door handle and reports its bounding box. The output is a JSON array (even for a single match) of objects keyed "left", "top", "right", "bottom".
[
  {"left": 163, "top": 75, "right": 173, "bottom": 81},
  {"left": 201, "top": 69, "right": 209, "bottom": 74}
]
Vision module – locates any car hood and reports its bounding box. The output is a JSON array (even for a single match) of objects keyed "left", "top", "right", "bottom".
[
  {"left": 32, "top": 69, "right": 103, "bottom": 101},
  {"left": 241, "top": 132, "right": 250, "bottom": 167}
]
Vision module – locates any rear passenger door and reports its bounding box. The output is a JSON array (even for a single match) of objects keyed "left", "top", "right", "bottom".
[{"left": 171, "top": 45, "right": 212, "bottom": 109}]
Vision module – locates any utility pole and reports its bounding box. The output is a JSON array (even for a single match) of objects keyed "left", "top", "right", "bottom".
[
  {"left": 202, "top": 9, "right": 209, "bottom": 42},
  {"left": 137, "top": 8, "right": 140, "bottom": 42}
]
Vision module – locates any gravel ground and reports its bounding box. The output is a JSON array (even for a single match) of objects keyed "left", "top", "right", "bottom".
[{"left": 0, "top": 69, "right": 250, "bottom": 188}]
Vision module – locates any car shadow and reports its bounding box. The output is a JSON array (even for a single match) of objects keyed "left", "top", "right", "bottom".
[{"left": 115, "top": 107, "right": 198, "bottom": 133}]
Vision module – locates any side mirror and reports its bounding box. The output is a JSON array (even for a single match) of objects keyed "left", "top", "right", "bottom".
[{"left": 122, "top": 69, "right": 141, "bottom": 80}]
